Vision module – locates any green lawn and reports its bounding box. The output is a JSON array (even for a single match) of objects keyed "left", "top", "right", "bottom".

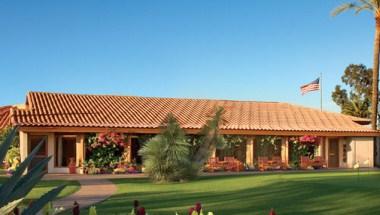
[
  {"left": 0, "top": 176, "right": 80, "bottom": 201},
  {"left": 92, "top": 171, "right": 380, "bottom": 215}
]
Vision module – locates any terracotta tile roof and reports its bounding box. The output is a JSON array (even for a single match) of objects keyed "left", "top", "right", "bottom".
[
  {"left": 0, "top": 105, "right": 12, "bottom": 130},
  {"left": 10, "top": 92, "right": 376, "bottom": 133}
]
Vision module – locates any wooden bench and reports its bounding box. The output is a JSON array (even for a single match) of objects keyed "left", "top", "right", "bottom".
[{"left": 300, "top": 156, "right": 326, "bottom": 169}]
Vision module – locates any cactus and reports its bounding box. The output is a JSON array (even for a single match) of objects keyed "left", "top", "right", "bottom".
[{"left": 0, "top": 127, "right": 65, "bottom": 214}]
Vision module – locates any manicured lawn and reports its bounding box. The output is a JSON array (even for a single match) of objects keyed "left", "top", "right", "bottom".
[
  {"left": 0, "top": 176, "right": 80, "bottom": 201},
  {"left": 93, "top": 171, "right": 380, "bottom": 215}
]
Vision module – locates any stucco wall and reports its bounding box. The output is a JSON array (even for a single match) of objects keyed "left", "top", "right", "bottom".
[
  {"left": 346, "top": 137, "right": 374, "bottom": 168},
  {"left": 19, "top": 132, "right": 85, "bottom": 174}
]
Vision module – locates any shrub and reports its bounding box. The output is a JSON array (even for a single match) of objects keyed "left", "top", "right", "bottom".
[
  {"left": 86, "top": 132, "right": 127, "bottom": 169},
  {"left": 0, "top": 127, "right": 65, "bottom": 214},
  {"left": 139, "top": 114, "right": 193, "bottom": 182},
  {"left": 191, "top": 107, "right": 225, "bottom": 172}
]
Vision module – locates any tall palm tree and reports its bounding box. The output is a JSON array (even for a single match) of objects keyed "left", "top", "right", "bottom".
[{"left": 332, "top": 0, "right": 380, "bottom": 130}]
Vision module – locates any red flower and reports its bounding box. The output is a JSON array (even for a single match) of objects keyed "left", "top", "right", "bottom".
[
  {"left": 195, "top": 203, "right": 202, "bottom": 213},
  {"left": 189, "top": 207, "right": 195, "bottom": 215}
]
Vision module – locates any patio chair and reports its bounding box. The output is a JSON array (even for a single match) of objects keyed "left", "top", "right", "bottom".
[
  {"left": 224, "top": 156, "right": 238, "bottom": 171},
  {"left": 258, "top": 156, "right": 269, "bottom": 171},
  {"left": 206, "top": 157, "right": 222, "bottom": 172},
  {"left": 270, "top": 156, "right": 285, "bottom": 170},
  {"left": 311, "top": 156, "right": 326, "bottom": 169},
  {"left": 300, "top": 156, "right": 311, "bottom": 169}
]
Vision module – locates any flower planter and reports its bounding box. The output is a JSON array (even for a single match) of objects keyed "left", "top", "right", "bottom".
[{"left": 68, "top": 157, "right": 76, "bottom": 174}]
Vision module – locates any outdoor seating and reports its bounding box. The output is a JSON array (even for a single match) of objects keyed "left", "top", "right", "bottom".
[
  {"left": 206, "top": 156, "right": 244, "bottom": 172},
  {"left": 300, "top": 156, "right": 311, "bottom": 169},
  {"left": 311, "top": 156, "right": 327, "bottom": 169},
  {"left": 270, "top": 156, "right": 286, "bottom": 170},
  {"left": 300, "top": 156, "right": 326, "bottom": 169},
  {"left": 207, "top": 157, "right": 223, "bottom": 172},
  {"left": 258, "top": 156, "right": 269, "bottom": 171}
]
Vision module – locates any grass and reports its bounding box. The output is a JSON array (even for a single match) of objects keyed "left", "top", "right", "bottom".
[
  {"left": 0, "top": 176, "right": 80, "bottom": 201},
  {"left": 90, "top": 171, "right": 380, "bottom": 215}
]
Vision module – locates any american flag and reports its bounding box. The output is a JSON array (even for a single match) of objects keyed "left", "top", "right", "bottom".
[{"left": 300, "top": 78, "right": 320, "bottom": 95}]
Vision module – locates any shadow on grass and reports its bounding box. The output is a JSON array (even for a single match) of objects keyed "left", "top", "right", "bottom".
[{"left": 83, "top": 172, "right": 380, "bottom": 215}]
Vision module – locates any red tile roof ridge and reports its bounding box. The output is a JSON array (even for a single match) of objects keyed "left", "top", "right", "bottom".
[{"left": 26, "top": 91, "right": 281, "bottom": 104}]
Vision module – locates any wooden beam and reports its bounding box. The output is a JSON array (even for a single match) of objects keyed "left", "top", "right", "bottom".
[{"left": 18, "top": 126, "right": 380, "bottom": 137}]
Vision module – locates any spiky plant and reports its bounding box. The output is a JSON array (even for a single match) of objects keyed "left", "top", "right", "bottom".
[
  {"left": 191, "top": 106, "right": 226, "bottom": 171},
  {"left": 0, "top": 127, "right": 65, "bottom": 214},
  {"left": 332, "top": 0, "right": 380, "bottom": 129},
  {"left": 139, "top": 114, "right": 192, "bottom": 182}
]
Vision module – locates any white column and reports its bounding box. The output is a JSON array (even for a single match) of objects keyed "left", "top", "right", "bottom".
[
  {"left": 76, "top": 134, "right": 85, "bottom": 166},
  {"left": 325, "top": 138, "right": 329, "bottom": 168},
  {"left": 281, "top": 137, "right": 288, "bottom": 165},
  {"left": 245, "top": 137, "right": 254, "bottom": 168},
  {"left": 47, "top": 133, "right": 55, "bottom": 173},
  {"left": 19, "top": 131, "right": 29, "bottom": 162},
  {"left": 57, "top": 136, "right": 62, "bottom": 167}
]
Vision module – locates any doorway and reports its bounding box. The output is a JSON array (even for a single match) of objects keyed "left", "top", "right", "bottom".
[
  {"left": 55, "top": 136, "right": 76, "bottom": 167},
  {"left": 131, "top": 137, "right": 142, "bottom": 164},
  {"left": 328, "top": 138, "right": 339, "bottom": 168}
]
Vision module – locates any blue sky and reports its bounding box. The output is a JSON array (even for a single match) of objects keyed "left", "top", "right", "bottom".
[{"left": 0, "top": 0, "right": 375, "bottom": 112}]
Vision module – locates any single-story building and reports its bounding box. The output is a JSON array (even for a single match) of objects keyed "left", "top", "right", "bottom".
[{"left": 1, "top": 91, "right": 379, "bottom": 173}]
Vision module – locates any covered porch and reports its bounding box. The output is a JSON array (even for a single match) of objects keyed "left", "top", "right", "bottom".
[
  {"left": 206, "top": 135, "right": 375, "bottom": 172},
  {"left": 18, "top": 130, "right": 375, "bottom": 174}
]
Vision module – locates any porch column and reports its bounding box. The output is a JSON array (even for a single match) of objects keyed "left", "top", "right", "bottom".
[
  {"left": 76, "top": 134, "right": 85, "bottom": 166},
  {"left": 47, "top": 133, "right": 55, "bottom": 173},
  {"left": 281, "top": 137, "right": 289, "bottom": 166},
  {"left": 211, "top": 148, "right": 216, "bottom": 157},
  {"left": 127, "top": 136, "right": 132, "bottom": 162},
  {"left": 245, "top": 137, "right": 254, "bottom": 168},
  {"left": 316, "top": 137, "right": 323, "bottom": 156},
  {"left": 324, "top": 138, "right": 329, "bottom": 167},
  {"left": 19, "top": 131, "right": 28, "bottom": 163}
]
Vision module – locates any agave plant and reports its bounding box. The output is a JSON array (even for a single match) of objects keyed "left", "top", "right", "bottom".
[
  {"left": 139, "top": 113, "right": 192, "bottom": 182},
  {"left": 0, "top": 127, "right": 65, "bottom": 214}
]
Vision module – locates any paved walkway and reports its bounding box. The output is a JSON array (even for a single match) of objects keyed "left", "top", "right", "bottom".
[
  {"left": 52, "top": 177, "right": 117, "bottom": 211},
  {"left": 44, "top": 167, "right": 380, "bottom": 181}
]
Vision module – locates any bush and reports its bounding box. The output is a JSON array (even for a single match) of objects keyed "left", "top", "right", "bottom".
[
  {"left": 139, "top": 114, "right": 193, "bottom": 182},
  {"left": 85, "top": 132, "right": 127, "bottom": 169}
]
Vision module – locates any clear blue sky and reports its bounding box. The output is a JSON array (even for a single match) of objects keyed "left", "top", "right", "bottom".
[{"left": 0, "top": 0, "right": 375, "bottom": 112}]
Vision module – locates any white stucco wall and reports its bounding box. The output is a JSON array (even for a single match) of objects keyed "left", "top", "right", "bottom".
[{"left": 346, "top": 137, "right": 374, "bottom": 168}]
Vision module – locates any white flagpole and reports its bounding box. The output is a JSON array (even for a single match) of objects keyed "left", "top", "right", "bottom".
[{"left": 320, "top": 73, "right": 323, "bottom": 111}]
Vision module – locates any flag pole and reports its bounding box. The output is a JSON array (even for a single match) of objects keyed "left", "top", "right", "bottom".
[{"left": 320, "top": 72, "right": 323, "bottom": 111}]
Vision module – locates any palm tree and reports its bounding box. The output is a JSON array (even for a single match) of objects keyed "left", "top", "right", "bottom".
[{"left": 332, "top": 0, "right": 380, "bottom": 130}]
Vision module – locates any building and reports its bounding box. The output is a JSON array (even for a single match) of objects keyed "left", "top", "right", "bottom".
[{"left": 1, "top": 91, "right": 379, "bottom": 173}]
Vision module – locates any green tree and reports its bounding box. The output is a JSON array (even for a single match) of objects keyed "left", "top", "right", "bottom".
[
  {"left": 191, "top": 107, "right": 226, "bottom": 170},
  {"left": 332, "top": 0, "right": 380, "bottom": 129},
  {"left": 331, "top": 64, "right": 372, "bottom": 118},
  {"left": 139, "top": 113, "right": 192, "bottom": 182}
]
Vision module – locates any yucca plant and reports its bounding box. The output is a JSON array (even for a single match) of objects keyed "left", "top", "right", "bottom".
[
  {"left": 0, "top": 127, "right": 65, "bottom": 214},
  {"left": 191, "top": 106, "right": 226, "bottom": 170},
  {"left": 139, "top": 113, "right": 192, "bottom": 182}
]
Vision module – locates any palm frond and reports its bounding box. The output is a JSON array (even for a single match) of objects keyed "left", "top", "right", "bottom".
[{"left": 331, "top": 3, "right": 359, "bottom": 16}]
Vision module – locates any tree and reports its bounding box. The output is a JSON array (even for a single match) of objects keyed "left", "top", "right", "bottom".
[
  {"left": 139, "top": 113, "right": 192, "bottom": 182},
  {"left": 191, "top": 106, "right": 226, "bottom": 170},
  {"left": 332, "top": 0, "right": 380, "bottom": 129},
  {"left": 331, "top": 64, "right": 372, "bottom": 118}
]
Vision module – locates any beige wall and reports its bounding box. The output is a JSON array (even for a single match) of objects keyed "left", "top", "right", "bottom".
[
  {"left": 346, "top": 137, "right": 374, "bottom": 168},
  {"left": 19, "top": 132, "right": 85, "bottom": 174}
]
